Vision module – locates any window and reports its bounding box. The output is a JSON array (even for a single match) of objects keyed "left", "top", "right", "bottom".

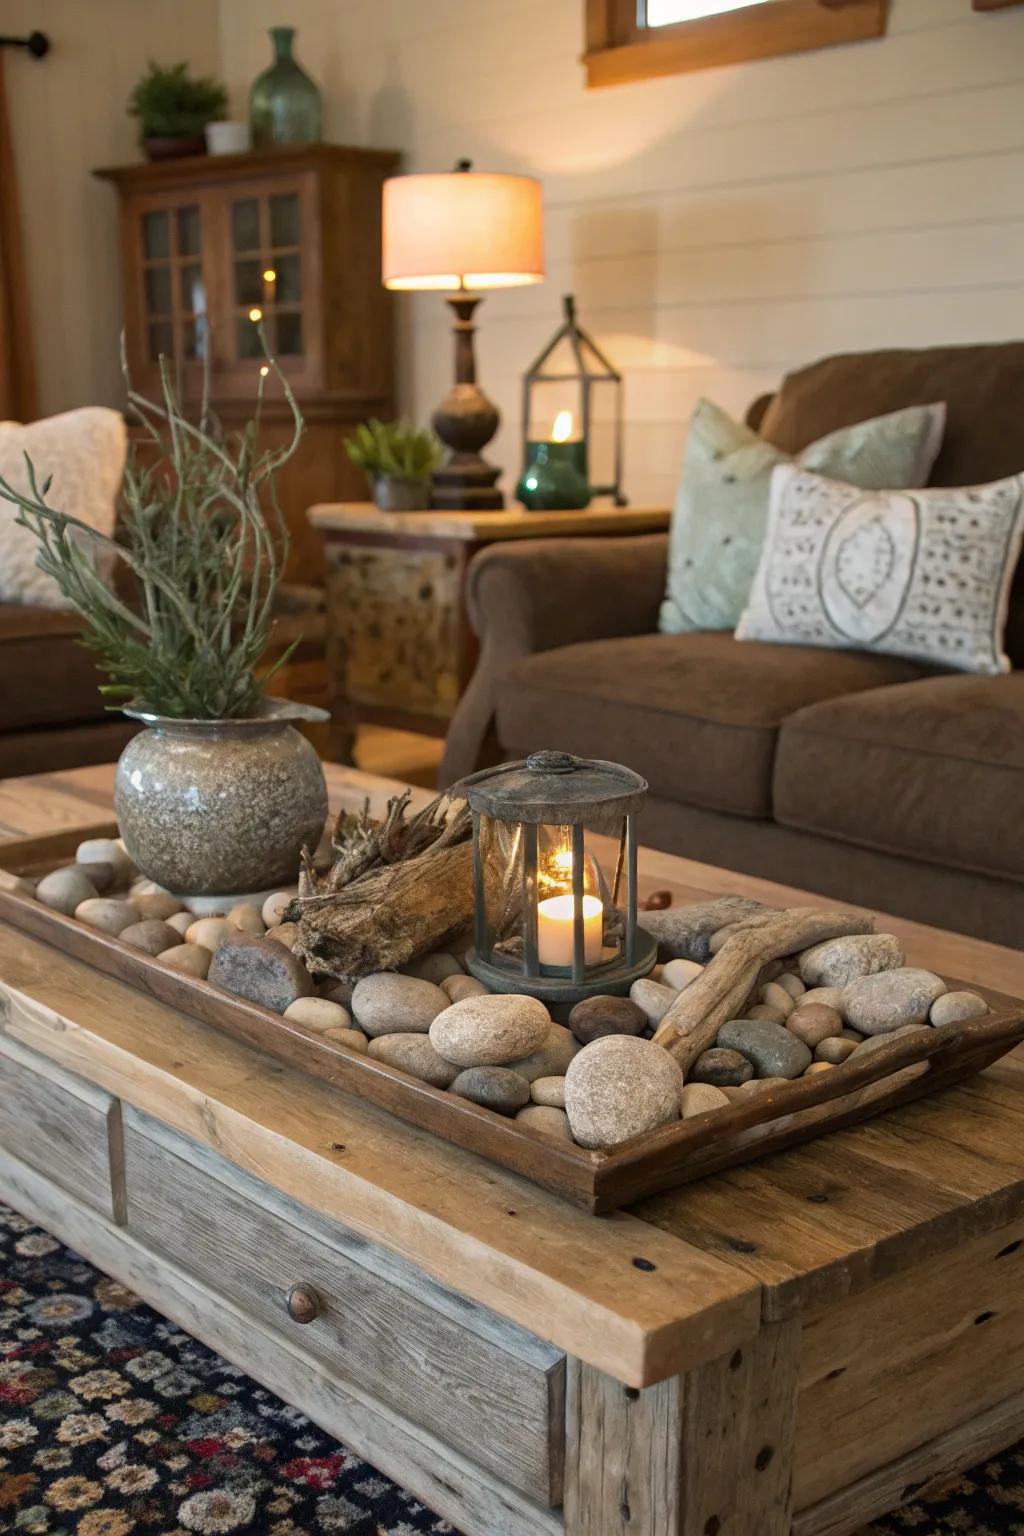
[{"left": 583, "top": 0, "right": 890, "bottom": 88}]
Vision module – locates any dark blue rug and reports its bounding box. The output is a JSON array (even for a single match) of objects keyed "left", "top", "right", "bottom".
[{"left": 1, "top": 1200, "right": 1020, "bottom": 1535}]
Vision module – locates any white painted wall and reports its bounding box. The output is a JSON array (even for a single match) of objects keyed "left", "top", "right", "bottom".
[
  {"left": 0, "top": 0, "right": 221, "bottom": 416},
  {"left": 7, "top": 0, "right": 1023, "bottom": 507},
  {"left": 215, "top": 0, "right": 1024, "bottom": 505}
]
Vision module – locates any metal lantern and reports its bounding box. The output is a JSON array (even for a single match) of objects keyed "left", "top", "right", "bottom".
[
  {"left": 457, "top": 750, "right": 657, "bottom": 1003},
  {"left": 520, "top": 294, "right": 626, "bottom": 505}
]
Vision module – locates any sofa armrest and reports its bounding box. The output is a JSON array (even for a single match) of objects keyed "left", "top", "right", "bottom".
[{"left": 440, "top": 533, "right": 668, "bottom": 786}]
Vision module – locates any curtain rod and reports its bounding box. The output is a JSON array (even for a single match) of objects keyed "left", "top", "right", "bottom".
[{"left": 0, "top": 32, "right": 49, "bottom": 59}]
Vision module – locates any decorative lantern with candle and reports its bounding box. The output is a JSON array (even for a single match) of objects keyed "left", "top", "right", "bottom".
[
  {"left": 457, "top": 750, "right": 657, "bottom": 1003},
  {"left": 515, "top": 409, "right": 592, "bottom": 511},
  {"left": 520, "top": 294, "right": 626, "bottom": 507}
]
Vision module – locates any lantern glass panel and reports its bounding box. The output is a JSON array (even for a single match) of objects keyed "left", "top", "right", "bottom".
[{"left": 585, "top": 375, "right": 622, "bottom": 497}]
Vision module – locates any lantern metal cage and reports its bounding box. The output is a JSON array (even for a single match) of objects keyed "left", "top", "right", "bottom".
[
  {"left": 457, "top": 750, "right": 657, "bottom": 1003},
  {"left": 521, "top": 294, "right": 626, "bottom": 506}
]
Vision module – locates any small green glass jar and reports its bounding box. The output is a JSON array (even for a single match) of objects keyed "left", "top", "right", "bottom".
[
  {"left": 250, "top": 27, "right": 322, "bottom": 148},
  {"left": 516, "top": 442, "right": 592, "bottom": 512}
]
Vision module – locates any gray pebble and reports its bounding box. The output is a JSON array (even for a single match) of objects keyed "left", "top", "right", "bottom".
[
  {"left": 74, "top": 897, "right": 140, "bottom": 936},
  {"left": 679, "top": 1082, "right": 731, "bottom": 1118},
  {"left": 691, "top": 1047, "right": 754, "bottom": 1087},
  {"left": 842, "top": 968, "right": 947, "bottom": 1035},
  {"left": 716, "top": 1019, "right": 812, "bottom": 1079},
  {"left": 120, "top": 919, "right": 182, "bottom": 956},
  {"left": 800, "top": 933, "right": 904, "bottom": 989},
  {"left": 629, "top": 977, "right": 678, "bottom": 1027},
  {"left": 565, "top": 1036, "right": 683, "bottom": 1149},
  {"left": 36, "top": 866, "right": 98, "bottom": 916},
  {"left": 401, "top": 951, "right": 464, "bottom": 985},
  {"left": 515, "top": 1105, "right": 573, "bottom": 1142},
  {"left": 815, "top": 1036, "right": 859, "bottom": 1065},
  {"left": 786, "top": 1003, "right": 843, "bottom": 1048},
  {"left": 746, "top": 1003, "right": 788, "bottom": 1026},
  {"left": 661, "top": 958, "right": 704, "bottom": 991},
  {"left": 135, "top": 891, "right": 186, "bottom": 923},
  {"left": 367, "top": 1033, "right": 460, "bottom": 1087},
  {"left": 506, "top": 1021, "right": 580, "bottom": 1082},
  {"left": 351, "top": 972, "right": 449, "bottom": 1037},
  {"left": 569, "top": 994, "right": 647, "bottom": 1044},
  {"left": 930, "top": 990, "right": 988, "bottom": 1027},
  {"left": 208, "top": 933, "right": 313, "bottom": 1012},
  {"left": 430, "top": 994, "right": 551, "bottom": 1067},
  {"left": 452, "top": 1066, "right": 531, "bottom": 1116},
  {"left": 531, "top": 1075, "right": 567, "bottom": 1108}
]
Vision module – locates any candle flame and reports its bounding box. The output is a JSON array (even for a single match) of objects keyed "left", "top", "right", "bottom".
[{"left": 551, "top": 410, "right": 574, "bottom": 443}]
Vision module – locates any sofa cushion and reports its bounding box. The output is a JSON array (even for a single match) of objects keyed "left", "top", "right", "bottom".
[
  {"left": 774, "top": 672, "right": 1024, "bottom": 882},
  {"left": 0, "top": 604, "right": 108, "bottom": 732},
  {"left": 495, "top": 632, "right": 930, "bottom": 819}
]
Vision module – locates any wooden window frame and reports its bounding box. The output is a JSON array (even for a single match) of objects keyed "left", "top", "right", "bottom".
[
  {"left": 583, "top": 0, "right": 890, "bottom": 88},
  {"left": 973, "top": 1, "right": 1024, "bottom": 11}
]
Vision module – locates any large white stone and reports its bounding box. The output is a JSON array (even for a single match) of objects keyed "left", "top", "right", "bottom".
[
  {"left": 429, "top": 993, "right": 551, "bottom": 1068},
  {"left": 350, "top": 972, "right": 448, "bottom": 1037},
  {"left": 564, "top": 1036, "right": 683, "bottom": 1149}
]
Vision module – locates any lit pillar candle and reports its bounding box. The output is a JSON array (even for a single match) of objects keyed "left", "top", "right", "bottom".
[{"left": 537, "top": 892, "right": 603, "bottom": 968}]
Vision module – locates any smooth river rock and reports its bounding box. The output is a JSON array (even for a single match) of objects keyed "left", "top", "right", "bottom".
[
  {"left": 186, "top": 916, "right": 235, "bottom": 952},
  {"left": 134, "top": 891, "right": 185, "bottom": 923},
  {"left": 786, "top": 1003, "right": 843, "bottom": 1049},
  {"left": 351, "top": 973, "right": 449, "bottom": 1038},
  {"left": 266, "top": 922, "right": 299, "bottom": 950},
  {"left": 120, "top": 919, "right": 182, "bottom": 956},
  {"left": 800, "top": 987, "right": 845, "bottom": 1014},
  {"left": 262, "top": 890, "right": 295, "bottom": 928},
  {"left": 367, "top": 1033, "right": 459, "bottom": 1087},
  {"left": 629, "top": 977, "right": 678, "bottom": 1028},
  {"left": 531, "top": 1075, "right": 567, "bottom": 1108},
  {"left": 322, "top": 1027, "right": 368, "bottom": 1052},
  {"left": 930, "top": 990, "right": 989, "bottom": 1027},
  {"left": 440, "top": 974, "right": 489, "bottom": 1004},
  {"left": 515, "top": 1105, "right": 573, "bottom": 1143},
  {"left": 564, "top": 1036, "right": 683, "bottom": 1149},
  {"left": 799, "top": 933, "right": 904, "bottom": 989},
  {"left": 638, "top": 896, "right": 770, "bottom": 963},
  {"left": 506, "top": 1022, "right": 580, "bottom": 1082},
  {"left": 37, "top": 866, "right": 99, "bottom": 916},
  {"left": 451, "top": 1066, "right": 531, "bottom": 1116},
  {"left": 760, "top": 981, "right": 796, "bottom": 1018},
  {"left": 74, "top": 897, "right": 140, "bottom": 936},
  {"left": 166, "top": 910, "right": 194, "bottom": 938},
  {"left": 716, "top": 1019, "right": 812, "bottom": 1079},
  {"left": 815, "top": 1036, "right": 859, "bottom": 1065},
  {"left": 227, "top": 902, "right": 266, "bottom": 936},
  {"left": 775, "top": 972, "right": 806, "bottom": 1000},
  {"left": 569, "top": 994, "right": 647, "bottom": 1044},
  {"left": 661, "top": 958, "right": 704, "bottom": 992},
  {"left": 76, "top": 837, "right": 135, "bottom": 881},
  {"left": 430, "top": 994, "right": 551, "bottom": 1068},
  {"left": 401, "top": 951, "right": 464, "bottom": 985},
  {"left": 208, "top": 933, "right": 313, "bottom": 1013},
  {"left": 841, "top": 968, "right": 947, "bottom": 1036},
  {"left": 746, "top": 1003, "right": 788, "bottom": 1026},
  {"left": 283, "top": 996, "right": 352, "bottom": 1033},
  {"left": 158, "top": 943, "right": 212, "bottom": 978},
  {"left": 690, "top": 1047, "right": 754, "bottom": 1087},
  {"left": 679, "top": 1082, "right": 731, "bottom": 1118}
]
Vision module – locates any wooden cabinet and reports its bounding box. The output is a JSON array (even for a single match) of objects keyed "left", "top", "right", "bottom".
[{"left": 95, "top": 145, "right": 399, "bottom": 582}]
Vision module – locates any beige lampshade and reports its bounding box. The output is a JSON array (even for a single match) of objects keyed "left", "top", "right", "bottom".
[{"left": 382, "top": 170, "right": 545, "bottom": 292}]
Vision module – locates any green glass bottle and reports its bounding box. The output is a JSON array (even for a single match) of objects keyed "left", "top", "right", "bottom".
[{"left": 249, "top": 27, "right": 322, "bottom": 147}]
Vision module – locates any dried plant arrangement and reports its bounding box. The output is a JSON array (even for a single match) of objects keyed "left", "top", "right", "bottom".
[
  {"left": 286, "top": 789, "right": 478, "bottom": 980},
  {"left": 0, "top": 339, "right": 303, "bottom": 720}
]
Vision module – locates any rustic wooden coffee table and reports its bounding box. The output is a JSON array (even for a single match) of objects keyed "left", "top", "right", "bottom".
[{"left": 0, "top": 764, "right": 1021, "bottom": 1536}]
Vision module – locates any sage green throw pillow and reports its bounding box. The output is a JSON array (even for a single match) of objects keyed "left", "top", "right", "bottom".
[{"left": 658, "top": 397, "right": 946, "bottom": 634}]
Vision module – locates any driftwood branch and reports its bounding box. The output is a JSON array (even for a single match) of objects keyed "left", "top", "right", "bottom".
[
  {"left": 651, "top": 907, "right": 875, "bottom": 1074},
  {"left": 288, "top": 792, "right": 475, "bottom": 980}
]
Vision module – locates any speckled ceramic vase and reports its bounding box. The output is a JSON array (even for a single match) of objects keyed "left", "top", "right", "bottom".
[{"left": 115, "top": 699, "right": 329, "bottom": 897}]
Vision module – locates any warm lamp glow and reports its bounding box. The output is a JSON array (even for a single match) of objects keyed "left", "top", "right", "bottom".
[
  {"left": 551, "top": 410, "right": 575, "bottom": 443},
  {"left": 262, "top": 268, "right": 277, "bottom": 283},
  {"left": 382, "top": 170, "right": 545, "bottom": 292},
  {"left": 248, "top": 306, "right": 262, "bottom": 322}
]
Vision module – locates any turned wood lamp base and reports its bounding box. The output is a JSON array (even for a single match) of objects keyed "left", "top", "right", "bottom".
[{"left": 431, "top": 293, "right": 505, "bottom": 510}]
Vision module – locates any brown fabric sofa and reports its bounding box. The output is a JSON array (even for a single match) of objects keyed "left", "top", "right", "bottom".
[
  {"left": 440, "top": 342, "right": 1024, "bottom": 947},
  {"left": 0, "top": 605, "right": 137, "bottom": 777}
]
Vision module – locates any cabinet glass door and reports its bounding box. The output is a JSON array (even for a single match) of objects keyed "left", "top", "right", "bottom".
[
  {"left": 139, "top": 202, "right": 208, "bottom": 367},
  {"left": 230, "top": 187, "right": 304, "bottom": 363}
]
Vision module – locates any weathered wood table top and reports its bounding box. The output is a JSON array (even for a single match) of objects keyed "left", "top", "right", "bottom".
[{"left": 0, "top": 763, "right": 1021, "bottom": 1390}]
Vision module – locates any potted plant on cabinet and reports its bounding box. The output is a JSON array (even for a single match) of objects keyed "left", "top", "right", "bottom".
[
  {"left": 345, "top": 419, "right": 443, "bottom": 512},
  {"left": 128, "top": 60, "right": 228, "bottom": 161},
  {"left": 0, "top": 345, "right": 328, "bottom": 901}
]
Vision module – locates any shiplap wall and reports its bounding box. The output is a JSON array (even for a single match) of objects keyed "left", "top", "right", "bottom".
[
  {"left": 217, "top": 0, "right": 1024, "bottom": 505},
  {"left": 0, "top": 0, "right": 221, "bottom": 416}
]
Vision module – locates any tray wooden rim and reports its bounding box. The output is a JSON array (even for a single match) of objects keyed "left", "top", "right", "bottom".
[{"left": 2, "top": 824, "right": 1022, "bottom": 1213}]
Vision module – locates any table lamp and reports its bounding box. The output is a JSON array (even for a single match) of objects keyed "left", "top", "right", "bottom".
[{"left": 382, "top": 160, "right": 544, "bottom": 509}]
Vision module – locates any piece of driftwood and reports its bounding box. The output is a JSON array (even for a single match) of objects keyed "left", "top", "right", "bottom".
[
  {"left": 651, "top": 907, "right": 874, "bottom": 1072},
  {"left": 288, "top": 791, "right": 474, "bottom": 980}
]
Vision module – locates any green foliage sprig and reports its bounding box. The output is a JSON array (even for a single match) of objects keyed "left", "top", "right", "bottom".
[
  {"left": 345, "top": 419, "right": 443, "bottom": 487},
  {"left": 128, "top": 60, "right": 227, "bottom": 141},
  {"left": 0, "top": 335, "right": 303, "bottom": 720}
]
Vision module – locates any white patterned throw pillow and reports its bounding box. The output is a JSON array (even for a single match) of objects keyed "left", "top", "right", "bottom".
[
  {"left": 0, "top": 407, "right": 126, "bottom": 609},
  {"left": 736, "top": 466, "right": 1024, "bottom": 675}
]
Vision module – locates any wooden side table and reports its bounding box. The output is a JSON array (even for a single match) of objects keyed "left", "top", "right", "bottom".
[{"left": 307, "top": 502, "right": 671, "bottom": 761}]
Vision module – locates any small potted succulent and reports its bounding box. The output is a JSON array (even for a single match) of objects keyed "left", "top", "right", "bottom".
[
  {"left": 0, "top": 344, "right": 328, "bottom": 900},
  {"left": 128, "top": 60, "right": 228, "bottom": 161},
  {"left": 345, "top": 419, "right": 443, "bottom": 512}
]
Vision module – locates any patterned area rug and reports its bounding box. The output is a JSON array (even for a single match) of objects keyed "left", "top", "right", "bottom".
[{"left": 1, "top": 1200, "right": 1022, "bottom": 1536}]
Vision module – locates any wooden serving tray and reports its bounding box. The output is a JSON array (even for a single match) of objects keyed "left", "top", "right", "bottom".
[{"left": 1, "top": 824, "right": 1022, "bottom": 1214}]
